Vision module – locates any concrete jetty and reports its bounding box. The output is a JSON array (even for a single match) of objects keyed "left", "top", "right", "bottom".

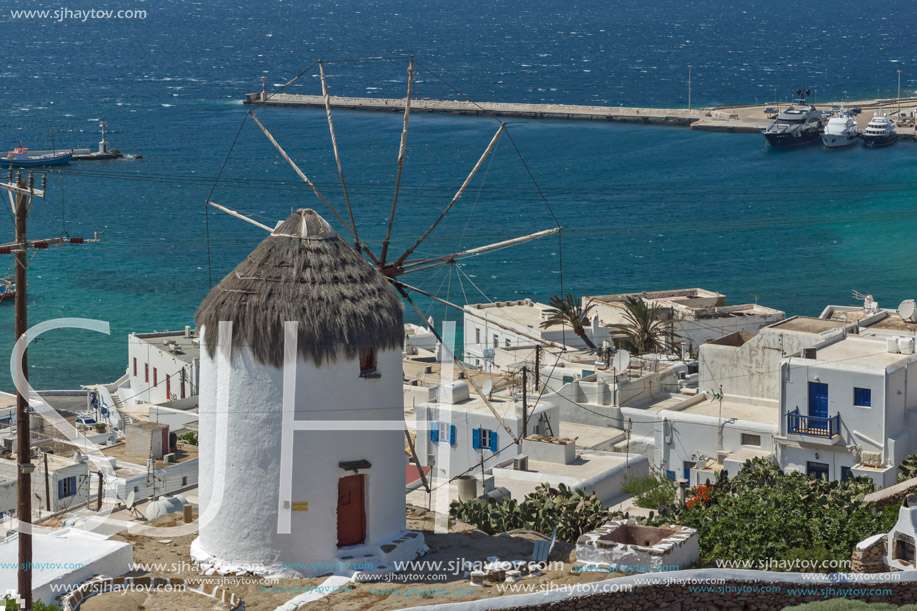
[
  {"left": 243, "top": 92, "right": 917, "bottom": 139},
  {"left": 244, "top": 92, "right": 704, "bottom": 126}
]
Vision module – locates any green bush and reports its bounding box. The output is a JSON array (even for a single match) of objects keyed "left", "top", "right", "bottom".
[
  {"left": 650, "top": 458, "right": 895, "bottom": 571},
  {"left": 177, "top": 431, "right": 198, "bottom": 446},
  {"left": 450, "top": 482, "right": 610, "bottom": 542},
  {"left": 621, "top": 466, "right": 677, "bottom": 510},
  {"left": 898, "top": 451, "right": 917, "bottom": 482},
  {"left": 4, "top": 598, "right": 63, "bottom": 611}
]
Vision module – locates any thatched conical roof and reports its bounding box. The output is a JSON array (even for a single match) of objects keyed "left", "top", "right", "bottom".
[{"left": 196, "top": 209, "right": 403, "bottom": 368}]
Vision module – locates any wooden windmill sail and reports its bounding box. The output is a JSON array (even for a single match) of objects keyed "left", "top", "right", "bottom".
[{"left": 207, "top": 57, "right": 564, "bottom": 444}]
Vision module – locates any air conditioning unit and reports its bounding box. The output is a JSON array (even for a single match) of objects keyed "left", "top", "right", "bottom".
[
  {"left": 163, "top": 453, "right": 176, "bottom": 464},
  {"left": 513, "top": 455, "right": 529, "bottom": 471},
  {"left": 861, "top": 451, "right": 882, "bottom": 467},
  {"left": 803, "top": 347, "right": 817, "bottom": 359}
]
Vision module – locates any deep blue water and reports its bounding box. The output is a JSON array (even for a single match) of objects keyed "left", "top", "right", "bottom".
[{"left": 1, "top": 0, "right": 916, "bottom": 390}]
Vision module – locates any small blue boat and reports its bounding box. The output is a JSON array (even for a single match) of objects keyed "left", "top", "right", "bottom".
[{"left": 0, "top": 146, "right": 72, "bottom": 167}]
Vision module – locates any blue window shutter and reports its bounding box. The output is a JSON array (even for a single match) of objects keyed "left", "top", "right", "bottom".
[
  {"left": 472, "top": 428, "right": 481, "bottom": 450},
  {"left": 70, "top": 476, "right": 76, "bottom": 495},
  {"left": 430, "top": 422, "right": 439, "bottom": 443},
  {"left": 489, "top": 431, "right": 498, "bottom": 452},
  {"left": 450, "top": 425, "right": 456, "bottom": 446},
  {"left": 58, "top": 479, "right": 64, "bottom": 499}
]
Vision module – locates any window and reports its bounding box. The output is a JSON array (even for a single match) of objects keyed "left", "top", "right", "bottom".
[
  {"left": 58, "top": 476, "right": 77, "bottom": 499},
  {"left": 854, "top": 387, "right": 871, "bottom": 407},
  {"left": 359, "top": 348, "right": 378, "bottom": 377},
  {"left": 841, "top": 466, "right": 853, "bottom": 483},
  {"left": 505, "top": 338, "right": 511, "bottom": 348},
  {"left": 472, "top": 428, "right": 498, "bottom": 452},
  {"left": 182, "top": 476, "right": 188, "bottom": 487},
  {"left": 429, "top": 421, "right": 455, "bottom": 445},
  {"left": 133, "top": 357, "right": 137, "bottom": 377},
  {"left": 153, "top": 368, "right": 158, "bottom": 388},
  {"left": 666, "top": 470, "right": 676, "bottom": 481},
  {"left": 475, "top": 328, "right": 481, "bottom": 345},
  {"left": 144, "top": 363, "right": 149, "bottom": 383},
  {"left": 741, "top": 433, "right": 761, "bottom": 447},
  {"left": 493, "top": 335, "right": 499, "bottom": 350}
]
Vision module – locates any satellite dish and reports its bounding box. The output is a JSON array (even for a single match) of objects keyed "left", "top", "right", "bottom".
[
  {"left": 612, "top": 350, "right": 631, "bottom": 371},
  {"left": 125, "top": 490, "right": 135, "bottom": 509},
  {"left": 482, "top": 380, "right": 494, "bottom": 398},
  {"left": 899, "top": 299, "right": 917, "bottom": 322}
]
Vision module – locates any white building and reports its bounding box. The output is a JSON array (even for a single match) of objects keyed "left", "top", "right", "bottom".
[
  {"left": 415, "top": 381, "right": 559, "bottom": 481},
  {"left": 777, "top": 332, "right": 917, "bottom": 489},
  {"left": 492, "top": 437, "right": 648, "bottom": 506},
  {"left": 192, "top": 209, "right": 424, "bottom": 578},
  {"left": 126, "top": 328, "right": 200, "bottom": 405},
  {"left": 463, "top": 299, "right": 610, "bottom": 372},
  {"left": 0, "top": 453, "right": 92, "bottom": 515},
  {"left": 543, "top": 367, "right": 778, "bottom": 484},
  {"left": 588, "top": 288, "right": 785, "bottom": 356},
  {"left": 698, "top": 316, "right": 856, "bottom": 401}
]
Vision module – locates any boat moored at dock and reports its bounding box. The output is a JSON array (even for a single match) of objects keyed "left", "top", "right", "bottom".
[
  {"left": 862, "top": 111, "right": 897, "bottom": 147},
  {"left": 0, "top": 146, "right": 72, "bottom": 167},
  {"left": 821, "top": 109, "right": 860, "bottom": 148},
  {"left": 762, "top": 90, "right": 826, "bottom": 148}
]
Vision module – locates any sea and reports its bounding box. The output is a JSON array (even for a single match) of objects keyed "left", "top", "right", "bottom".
[{"left": 0, "top": 0, "right": 915, "bottom": 391}]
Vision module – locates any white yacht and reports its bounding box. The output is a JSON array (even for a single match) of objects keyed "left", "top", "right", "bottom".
[
  {"left": 821, "top": 110, "right": 859, "bottom": 148},
  {"left": 862, "top": 111, "right": 897, "bottom": 147}
]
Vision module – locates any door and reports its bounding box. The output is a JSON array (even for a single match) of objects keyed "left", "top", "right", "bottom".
[
  {"left": 808, "top": 381, "right": 829, "bottom": 430},
  {"left": 806, "top": 461, "right": 829, "bottom": 481},
  {"left": 683, "top": 461, "right": 695, "bottom": 482},
  {"left": 337, "top": 474, "right": 366, "bottom": 547}
]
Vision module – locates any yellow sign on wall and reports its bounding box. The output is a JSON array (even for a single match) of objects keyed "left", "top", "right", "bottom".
[{"left": 291, "top": 502, "right": 309, "bottom": 512}]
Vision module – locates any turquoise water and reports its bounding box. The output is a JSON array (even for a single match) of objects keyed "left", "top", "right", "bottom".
[{"left": 1, "top": 0, "right": 916, "bottom": 391}]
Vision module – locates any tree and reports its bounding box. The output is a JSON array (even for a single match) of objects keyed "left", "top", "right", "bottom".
[
  {"left": 540, "top": 294, "right": 597, "bottom": 349},
  {"left": 608, "top": 296, "right": 674, "bottom": 355}
]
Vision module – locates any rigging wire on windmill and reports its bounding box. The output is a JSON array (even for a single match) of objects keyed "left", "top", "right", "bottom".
[{"left": 203, "top": 56, "right": 566, "bottom": 445}]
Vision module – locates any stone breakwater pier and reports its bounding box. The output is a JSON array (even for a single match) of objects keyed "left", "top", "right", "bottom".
[
  {"left": 243, "top": 92, "right": 917, "bottom": 139},
  {"left": 243, "top": 92, "right": 752, "bottom": 132}
]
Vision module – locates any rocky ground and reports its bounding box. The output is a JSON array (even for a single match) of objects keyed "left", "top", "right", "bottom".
[{"left": 81, "top": 505, "right": 619, "bottom": 611}]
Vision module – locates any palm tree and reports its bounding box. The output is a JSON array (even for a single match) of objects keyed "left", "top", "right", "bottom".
[
  {"left": 540, "top": 294, "right": 597, "bottom": 349},
  {"left": 609, "top": 296, "right": 675, "bottom": 355}
]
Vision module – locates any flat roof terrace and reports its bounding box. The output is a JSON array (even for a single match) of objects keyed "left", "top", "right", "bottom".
[
  {"left": 811, "top": 336, "right": 915, "bottom": 370},
  {"left": 678, "top": 395, "right": 779, "bottom": 425},
  {"left": 135, "top": 331, "right": 201, "bottom": 363},
  {"left": 769, "top": 316, "right": 847, "bottom": 334}
]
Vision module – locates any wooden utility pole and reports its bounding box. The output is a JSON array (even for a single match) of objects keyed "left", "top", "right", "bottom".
[
  {"left": 534, "top": 346, "right": 540, "bottom": 393},
  {"left": 0, "top": 172, "right": 90, "bottom": 610},
  {"left": 43, "top": 452, "right": 50, "bottom": 512},
  {"left": 15, "top": 175, "right": 32, "bottom": 611},
  {"left": 96, "top": 472, "right": 103, "bottom": 511},
  {"left": 521, "top": 366, "right": 528, "bottom": 441}
]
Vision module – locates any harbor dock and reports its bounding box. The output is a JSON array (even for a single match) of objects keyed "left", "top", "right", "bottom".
[{"left": 244, "top": 92, "right": 917, "bottom": 139}]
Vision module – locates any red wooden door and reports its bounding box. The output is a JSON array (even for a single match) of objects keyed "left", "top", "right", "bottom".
[{"left": 337, "top": 474, "right": 366, "bottom": 547}]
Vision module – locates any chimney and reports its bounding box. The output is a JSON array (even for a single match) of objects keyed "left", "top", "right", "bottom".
[{"left": 184, "top": 325, "right": 192, "bottom": 339}]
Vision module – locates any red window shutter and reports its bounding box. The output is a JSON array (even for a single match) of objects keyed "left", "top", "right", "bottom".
[
  {"left": 166, "top": 376, "right": 170, "bottom": 399},
  {"left": 133, "top": 358, "right": 137, "bottom": 377},
  {"left": 153, "top": 368, "right": 158, "bottom": 387},
  {"left": 145, "top": 364, "right": 149, "bottom": 383}
]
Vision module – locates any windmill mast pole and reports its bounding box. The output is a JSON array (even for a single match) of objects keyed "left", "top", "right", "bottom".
[{"left": 14, "top": 175, "right": 32, "bottom": 611}]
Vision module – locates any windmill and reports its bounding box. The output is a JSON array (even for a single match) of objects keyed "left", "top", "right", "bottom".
[{"left": 206, "top": 57, "right": 564, "bottom": 444}]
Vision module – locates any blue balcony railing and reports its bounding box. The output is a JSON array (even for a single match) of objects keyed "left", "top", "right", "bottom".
[{"left": 787, "top": 408, "right": 839, "bottom": 438}]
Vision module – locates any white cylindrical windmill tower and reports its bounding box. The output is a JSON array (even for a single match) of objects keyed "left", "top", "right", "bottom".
[{"left": 191, "top": 209, "right": 425, "bottom": 577}]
